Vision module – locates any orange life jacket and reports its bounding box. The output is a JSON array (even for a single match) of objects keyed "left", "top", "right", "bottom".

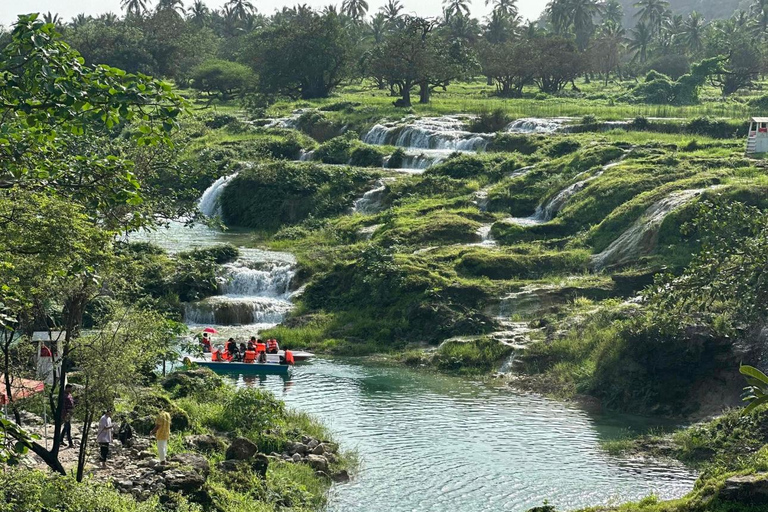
[
  {"left": 266, "top": 339, "right": 279, "bottom": 352},
  {"left": 285, "top": 350, "right": 295, "bottom": 365}
]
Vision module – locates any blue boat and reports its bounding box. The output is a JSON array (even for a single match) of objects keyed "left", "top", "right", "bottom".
[{"left": 184, "top": 356, "right": 292, "bottom": 376}]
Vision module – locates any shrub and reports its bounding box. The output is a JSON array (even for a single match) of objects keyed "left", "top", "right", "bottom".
[
  {"left": 204, "top": 114, "right": 238, "bottom": 129},
  {"left": 456, "top": 250, "right": 590, "bottom": 279},
  {"left": 319, "top": 101, "right": 360, "bottom": 112},
  {"left": 221, "top": 388, "right": 286, "bottom": 433},
  {"left": 294, "top": 110, "right": 341, "bottom": 142},
  {"left": 433, "top": 337, "right": 513, "bottom": 374},
  {"left": 387, "top": 148, "right": 406, "bottom": 169},
  {"left": 545, "top": 139, "right": 581, "bottom": 157},
  {"left": 469, "top": 109, "right": 511, "bottom": 133},
  {"left": 315, "top": 134, "right": 356, "bottom": 164},
  {"left": 487, "top": 133, "right": 543, "bottom": 154},
  {"left": 425, "top": 154, "right": 488, "bottom": 179},
  {"left": 349, "top": 145, "right": 385, "bottom": 167},
  {"left": 220, "top": 161, "right": 372, "bottom": 229},
  {"left": 191, "top": 59, "right": 254, "bottom": 98}
]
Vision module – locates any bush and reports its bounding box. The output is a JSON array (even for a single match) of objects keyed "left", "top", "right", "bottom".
[
  {"left": 319, "top": 101, "right": 360, "bottom": 112},
  {"left": 644, "top": 54, "right": 690, "bottom": 80},
  {"left": 191, "top": 59, "right": 254, "bottom": 98},
  {"left": 221, "top": 388, "right": 286, "bottom": 433},
  {"left": 456, "top": 249, "right": 590, "bottom": 279},
  {"left": 387, "top": 148, "right": 406, "bottom": 168},
  {"left": 487, "top": 133, "right": 543, "bottom": 154},
  {"left": 294, "top": 110, "right": 342, "bottom": 142},
  {"left": 469, "top": 109, "right": 511, "bottom": 133},
  {"left": 349, "top": 145, "right": 385, "bottom": 167},
  {"left": 425, "top": 154, "right": 488, "bottom": 179},
  {"left": 220, "top": 161, "right": 372, "bottom": 229},
  {"left": 204, "top": 114, "right": 238, "bottom": 129},
  {"left": 433, "top": 337, "right": 513, "bottom": 374},
  {"left": 545, "top": 139, "right": 581, "bottom": 157},
  {"left": 314, "top": 134, "right": 356, "bottom": 164}
]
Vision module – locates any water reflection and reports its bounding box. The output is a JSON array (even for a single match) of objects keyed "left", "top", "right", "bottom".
[{"left": 225, "top": 358, "right": 696, "bottom": 512}]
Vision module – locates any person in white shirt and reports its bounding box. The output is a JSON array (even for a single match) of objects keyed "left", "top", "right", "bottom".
[{"left": 96, "top": 409, "right": 113, "bottom": 468}]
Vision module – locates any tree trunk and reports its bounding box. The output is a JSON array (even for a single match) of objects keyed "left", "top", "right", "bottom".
[
  {"left": 486, "top": 75, "right": 493, "bottom": 86},
  {"left": 76, "top": 410, "right": 93, "bottom": 482},
  {"left": 418, "top": 81, "right": 430, "bottom": 104}
]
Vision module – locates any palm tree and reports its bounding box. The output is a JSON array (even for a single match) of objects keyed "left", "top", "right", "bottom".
[
  {"left": 189, "top": 0, "right": 209, "bottom": 25},
  {"left": 121, "top": 0, "right": 151, "bottom": 16},
  {"left": 633, "top": 0, "right": 670, "bottom": 34},
  {"left": 602, "top": 0, "right": 623, "bottom": 25},
  {"left": 99, "top": 12, "right": 120, "bottom": 25},
  {"left": 594, "top": 20, "right": 626, "bottom": 84},
  {"left": 225, "top": 0, "right": 255, "bottom": 21},
  {"left": 681, "top": 11, "right": 706, "bottom": 55},
  {"left": 157, "top": 0, "right": 186, "bottom": 14},
  {"left": 545, "top": 0, "right": 571, "bottom": 34},
  {"left": 42, "top": 12, "right": 62, "bottom": 27},
  {"left": 69, "top": 13, "right": 92, "bottom": 28},
  {"left": 751, "top": 0, "right": 768, "bottom": 37},
  {"left": 486, "top": 0, "right": 517, "bottom": 19},
  {"left": 367, "top": 13, "right": 388, "bottom": 43},
  {"left": 483, "top": 9, "right": 515, "bottom": 43},
  {"left": 732, "top": 9, "right": 750, "bottom": 29},
  {"left": 380, "top": 0, "right": 402, "bottom": 21},
  {"left": 443, "top": 0, "right": 471, "bottom": 20},
  {"left": 628, "top": 20, "right": 653, "bottom": 62},
  {"left": 342, "top": 0, "right": 369, "bottom": 21},
  {"left": 570, "top": 0, "right": 603, "bottom": 49},
  {"left": 658, "top": 13, "right": 683, "bottom": 52}
]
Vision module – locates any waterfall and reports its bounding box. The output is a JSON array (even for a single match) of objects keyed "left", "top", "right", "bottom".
[
  {"left": 353, "top": 179, "right": 391, "bottom": 215},
  {"left": 592, "top": 188, "right": 709, "bottom": 271},
  {"left": 184, "top": 296, "right": 294, "bottom": 326},
  {"left": 363, "top": 116, "right": 491, "bottom": 152},
  {"left": 220, "top": 259, "right": 295, "bottom": 297},
  {"left": 473, "top": 224, "right": 497, "bottom": 247},
  {"left": 299, "top": 149, "right": 315, "bottom": 162},
  {"left": 505, "top": 118, "right": 570, "bottom": 134},
  {"left": 198, "top": 173, "right": 239, "bottom": 218}
]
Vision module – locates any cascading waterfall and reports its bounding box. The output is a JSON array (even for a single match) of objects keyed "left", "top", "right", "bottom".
[
  {"left": 591, "top": 188, "right": 710, "bottom": 271},
  {"left": 363, "top": 116, "right": 491, "bottom": 152},
  {"left": 505, "top": 118, "right": 571, "bottom": 134},
  {"left": 353, "top": 179, "right": 392, "bottom": 215},
  {"left": 198, "top": 173, "right": 239, "bottom": 218}
]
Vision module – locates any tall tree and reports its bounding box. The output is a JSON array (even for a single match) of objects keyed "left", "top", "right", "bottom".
[
  {"left": 156, "top": 0, "right": 186, "bottom": 15},
  {"left": 629, "top": 20, "right": 653, "bottom": 62},
  {"left": 681, "top": 11, "right": 706, "bottom": 56},
  {"left": 381, "top": 0, "right": 403, "bottom": 21},
  {"left": 121, "top": 0, "right": 151, "bottom": 16},
  {"left": 602, "top": 0, "right": 623, "bottom": 25},
  {"left": 342, "top": 0, "right": 369, "bottom": 22},
  {"left": 443, "top": 0, "right": 471, "bottom": 20},
  {"left": 486, "top": 0, "right": 518, "bottom": 19},
  {"left": 750, "top": 0, "right": 768, "bottom": 38},
  {"left": 188, "top": 0, "right": 210, "bottom": 25},
  {"left": 225, "top": 0, "right": 255, "bottom": 21},
  {"left": 633, "top": 0, "right": 670, "bottom": 34}
]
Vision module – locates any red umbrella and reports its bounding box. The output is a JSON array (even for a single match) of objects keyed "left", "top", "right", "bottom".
[{"left": 203, "top": 327, "right": 219, "bottom": 334}]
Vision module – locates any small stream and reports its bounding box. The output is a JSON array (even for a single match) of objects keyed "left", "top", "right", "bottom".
[{"left": 234, "top": 359, "right": 696, "bottom": 512}]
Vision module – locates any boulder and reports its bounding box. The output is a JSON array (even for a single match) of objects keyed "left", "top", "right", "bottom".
[
  {"left": 170, "top": 453, "right": 211, "bottom": 478},
  {"left": 225, "top": 437, "right": 258, "bottom": 461},
  {"left": 307, "top": 439, "right": 319, "bottom": 449},
  {"left": 292, "top": 453, "right": 302, "bottom": 463},
  {"left": 251, "top": 453, "right": 269, "bottom": 478},
  {"left": 720, "top": 473, "right": 768, "bottom": 504},
  {"left": 184, "top": 434, "right": 225, "bottom": 453},
  {"left": 331, "top": 470, "right": 350, "bottom": 483},
  {"left": 218, "top": 460, "right": 240, "bottom": 472},
  {"left": 311, "top": 444, "right": 325, "bottom": 455},
  {"left": 165, "top": 470, "right": 206, "bottom": 493},
  {"left": 288, "top": 442, "right": 308, "bottom": 456},
  {"left": 305, "top": 454, "right": 329, "bottom": 473}
]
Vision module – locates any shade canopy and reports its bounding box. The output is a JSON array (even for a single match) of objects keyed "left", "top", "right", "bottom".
[
  {"left": 202, "top": 327, "right": 219, "bottom": 334},
  {"left": 0, "top": 374, "right": 45, "bottom": 406}
]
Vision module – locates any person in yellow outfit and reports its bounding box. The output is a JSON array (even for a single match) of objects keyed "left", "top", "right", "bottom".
[{"left": 150, "top": 411, "right": 171, "bottom": 464}]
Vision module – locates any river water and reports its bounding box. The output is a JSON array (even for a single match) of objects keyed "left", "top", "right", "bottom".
[
  {"left": 232, "top": 359, "right": 696, "bottom": 512},
  {"left": 134, "top": 139, "right": 698, "bottom": 512}
]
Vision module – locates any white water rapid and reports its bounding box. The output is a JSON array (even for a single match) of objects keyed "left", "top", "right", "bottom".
[
  {"left": 363, "top": 116, "right": 491, "bottom": 152},
  {"left": 198, "top": 173, "right": 239, "bottom": 218},
  {"left": 592, "top": 188, "right": 710, "bottom": 271},
  {"left": 352, "top": 178, "right": 393, "bottom": 215},
  {"left": 505, "top": 118, "right": 571, "bottom": 134}
]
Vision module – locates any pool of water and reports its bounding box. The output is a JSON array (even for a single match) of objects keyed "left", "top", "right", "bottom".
[{"left": 231, "top": 358, "right": 696, "bottom": 512}]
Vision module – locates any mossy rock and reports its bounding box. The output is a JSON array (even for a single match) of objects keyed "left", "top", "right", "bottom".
[
  {"left": 162, "top": 368, "right": 225, "bottom": 398},
  {"left": 132, "top": 392, "right": 191, "bottom": 433}
]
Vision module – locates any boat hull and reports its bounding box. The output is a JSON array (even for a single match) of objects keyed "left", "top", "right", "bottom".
[{"left": 192, "top": 359, "right": 292, "bottom": 376}]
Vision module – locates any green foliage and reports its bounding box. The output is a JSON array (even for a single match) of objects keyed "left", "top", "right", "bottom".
[
  {"left": 432, "top": 338, "right": 513, "bottom": 375},
  {"left": 191, "top": 59, "right": 254, "bottom": 98},
  {"left": 0, "top": 469, "right": 198, "bottom": 512},
  {"left": 456, "top": 249, "right": 590, "bottom": 280},
  {"left": 220, "top": 161, "right": 373, "bottom": 229}
]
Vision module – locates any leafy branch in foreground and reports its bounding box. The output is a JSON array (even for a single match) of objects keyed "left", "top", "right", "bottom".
[{"left": 740, "top": 364, "right": 768, "bottom": 414}]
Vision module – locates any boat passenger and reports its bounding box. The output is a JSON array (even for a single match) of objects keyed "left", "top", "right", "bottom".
[
  {"left": 226, "top": 338, "right": 239, "bottom": 361},
  {"left": 266, "top": 338, "right": 279, "bottom": 354},
  {"left": 239, "top": 342, "right": 247, "bottom": 360},
  {"left": 201, "top": 333, "right": 212, "bottom": 353},
  {"left": 247, "top": 337, "right": 256, "bottom": 351}
]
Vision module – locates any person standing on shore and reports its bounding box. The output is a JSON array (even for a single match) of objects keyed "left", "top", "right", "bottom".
[
  {"left": 150, "top": 410, "right": 171, "bottom": 464},
  {"left": 97, "top": 409, "right": 113, "bottom": 468},
  {"left": 60, "top": 384, "right": 75, "bottom": 449}
]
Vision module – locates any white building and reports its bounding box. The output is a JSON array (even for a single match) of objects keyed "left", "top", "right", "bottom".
[{"left": 746, "top": 117, "right": 768, "bottom": 155}]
